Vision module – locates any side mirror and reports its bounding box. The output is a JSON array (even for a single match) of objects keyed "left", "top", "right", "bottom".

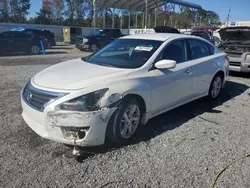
[{"left": 155, "top": 59, "right": 176, "bottom": 69}]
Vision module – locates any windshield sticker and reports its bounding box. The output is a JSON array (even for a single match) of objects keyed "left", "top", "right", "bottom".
[{"left": 134, "top": 46, "right": 153, "bottom": 51}]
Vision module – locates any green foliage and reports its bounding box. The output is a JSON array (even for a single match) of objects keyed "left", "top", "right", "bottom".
[
  {"left": 0, "top": 0, "right": 30, "bottom": 23},
  {"left": 0, "top": 1, "right": 220, "bottom": 28}
]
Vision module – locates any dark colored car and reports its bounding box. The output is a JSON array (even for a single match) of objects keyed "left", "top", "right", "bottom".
[
  {"left": 0, "top": 31, "right": 49, "bottom": 55},
  {"left": 218, "top": 27, "right": 250, "bottom": 72},
  {"left": 154, "top": 26, "right": 180, "bottom": 34},
  {"left": 191, "top": 30, "right": 215, "bottom": 44},
  {"left": 23, "top": 28, "right": 56, "bottom": 47},
  {"left": 75, "top": 29, "right": 124, "bottom": 52}
]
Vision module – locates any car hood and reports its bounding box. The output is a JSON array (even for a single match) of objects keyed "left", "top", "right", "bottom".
[
  {"left": 219, "top": 27, "right": 250, "bottom": 42},
  {"left": 33, "top": 58, "right": 131, "bottom": 90}
]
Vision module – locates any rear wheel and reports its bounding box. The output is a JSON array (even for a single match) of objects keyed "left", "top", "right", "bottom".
[
  {"left": 30, "top": 45, "right": 40, "bottom": 54},
  {"left": 107, "top": 98, "right": 142, "bottom": 145},
  {"left": 208, "top": 74, "right": 223, "bottom": 99}
]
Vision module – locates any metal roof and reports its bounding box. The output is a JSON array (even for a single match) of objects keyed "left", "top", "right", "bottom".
[{"left": 97, "top": 0, "right": 202, "bottom": 12}]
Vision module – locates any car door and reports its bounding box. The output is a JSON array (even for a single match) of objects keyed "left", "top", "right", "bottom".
[
  {"left": 0, "top": 32, "right": 13, "bottom": 53},
  {"left": 149, "top": 39, "right": 194, "bottom": 115},
  {"left": 186, "top": 39, "right": 217, "bottom": 97},
  {"left": 12, "top": 32, "right": 31, "bottom": 52}
]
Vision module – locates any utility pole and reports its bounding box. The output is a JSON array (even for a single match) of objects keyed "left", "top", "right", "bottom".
[
  {"left": 93, "top": 0, "right": 96, "bottom": 27},
  {"left": 226, "top": 9, "right": 230, "bottom": 27}
]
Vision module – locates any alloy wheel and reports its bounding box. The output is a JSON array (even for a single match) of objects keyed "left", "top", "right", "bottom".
[
  {"left": 31, "top": 45, "right": 40, "bottom": 54},
  {"left": 120, "top": 104, "right": 140, "bottom": 139},
  {"left": 211, "top": 76, "right": 222, "bottom": 98},
  {"left": 91, "top": 44, "right": 98, "bottom": 52}
]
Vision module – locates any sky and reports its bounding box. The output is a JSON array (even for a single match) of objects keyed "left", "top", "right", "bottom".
[{"left": 29, "top": 0, "right": 250, "bottom": 21}]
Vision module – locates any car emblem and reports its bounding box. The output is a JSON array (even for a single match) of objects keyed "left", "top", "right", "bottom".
[{"left": 27, "top": 92, "right": 33, "bottom": 102}]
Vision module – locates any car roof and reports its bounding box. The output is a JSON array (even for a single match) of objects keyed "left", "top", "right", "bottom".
[{"left": 121, "top": 33, "right": 195, "bottom": 41}]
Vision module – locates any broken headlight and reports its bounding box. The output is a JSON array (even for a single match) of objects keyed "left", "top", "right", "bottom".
[{"left": 59, "top": 88, "right": 108, "bottom": 111}]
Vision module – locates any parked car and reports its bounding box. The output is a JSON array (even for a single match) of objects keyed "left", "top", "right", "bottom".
[
  {"left": 192, "top": 26, "right": 219, "bottom": 32},
  {"left": 0, "top": 31, "right": 49, "bottom": 55},
  {"left": 218, "top": 27, "right": 250, "bottom": 72},
  {"left": 154, "top": 26, "right": 180, "bottom": 34},
  {"left": 75, "top": 28, "right": 124, "bottom": 52},
  {"left": 213, "top": 30, "right": 221, "bottom": 46},
  {"left": 191, "top": 30, "right": 215, "bottom": 44},
  {"left": 23, "top": 28, "right": 56, "bottom": 47},
  {"left": 21, "top": 33, "right": 229, "bottom": 149}
]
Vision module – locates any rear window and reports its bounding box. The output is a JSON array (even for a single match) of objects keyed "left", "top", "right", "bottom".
[
  {"left": 13, "top": 32, "right": 28, "bottom": 39},
  {"left": 188, "top": 39, "right": 210, "bottom": 60},
  {"left": 42, "top": 30, "right": 54, "bottom": 37},
  {"left": 198, "top": 32, "right": 210, "bottom": 40},
  {"left": 206, "top": 43, "right": 215, "bottom": 55},
  {"left": 0, "top": 32, "right": 12, "bottom": 39}
]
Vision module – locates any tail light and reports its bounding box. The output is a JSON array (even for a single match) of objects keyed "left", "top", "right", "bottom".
[{"left": 43, "top": 38, "right": 48, "bottom": 43}]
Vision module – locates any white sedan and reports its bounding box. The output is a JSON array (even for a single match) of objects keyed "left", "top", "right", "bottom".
[{"left": 21, "top": 33, "right": 229, "bottom": 147}]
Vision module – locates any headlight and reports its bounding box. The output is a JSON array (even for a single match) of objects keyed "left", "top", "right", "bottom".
[
  {"left": 59, "top": 88, "right": 108, "bottom": 111},
  {"left": 82, "top": 38, "right": 88, "bottom": 43},
  {"left": 246, "top": 54, "right": 250, "bottom": 61}
]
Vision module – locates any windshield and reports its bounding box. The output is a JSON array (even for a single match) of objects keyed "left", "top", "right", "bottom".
[
  {"left": 83, "top": 39, "right": 163, "bottom": 69},
  {"left": 87, "top": 29, "right": 104, "bottom": 36}
]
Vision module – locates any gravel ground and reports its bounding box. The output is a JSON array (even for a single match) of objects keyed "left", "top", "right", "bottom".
[{"left": 0, "top": 54, "right": 250, "bottom": 188}]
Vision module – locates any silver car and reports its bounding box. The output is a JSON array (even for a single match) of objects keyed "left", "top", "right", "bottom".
[{"left": 218, "top": 27, "right": 250, "bottom": 72}]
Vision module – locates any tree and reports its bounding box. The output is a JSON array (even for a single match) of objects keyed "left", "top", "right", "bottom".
[
  {"left": 206, "top": 10, "right": 220, "bottom": 25},
  {"left": 8, "top": 0, "right": 30, "bottom": 23},
  {"left": 64, "top": 0, "right": 83, "bottom": 24},
  {"left": 0, "top": 0, "right": 10, "bottom": 22},
  {"left": 52, "top": 0, "right": 65, "bottom": 24},
  {"left": 36, "top": 0, "right": 54, "bottom": 24},
  {"left": 197, "top": 9, "right": 220, "bottom": 26}
]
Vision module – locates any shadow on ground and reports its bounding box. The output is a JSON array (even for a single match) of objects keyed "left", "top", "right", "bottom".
[
  {"left": 70, "top": 80, "right": 249, "bottom": 161},
  {"left": 51, "top": 46, "right": 74, "bottom": 50},
  {"left": 42, "top": 51, "right": 68, "bottom": 55},
  {"left": 0, "top": 51, "right": 67, "bottom": 57}
]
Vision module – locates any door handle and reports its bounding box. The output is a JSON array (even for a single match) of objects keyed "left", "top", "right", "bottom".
[
  {"left": 8, "top": 40, "right": 14, "bottom": 42},
  {"left": 185, "top": 68, "right": 193, "bottom": 75}
]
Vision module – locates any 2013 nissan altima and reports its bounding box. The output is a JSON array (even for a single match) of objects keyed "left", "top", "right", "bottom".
[{"left": 21, "top": 33, "right": 229, "bottom": 147}]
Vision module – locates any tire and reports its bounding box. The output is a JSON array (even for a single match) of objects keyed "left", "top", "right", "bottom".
[
  {"left": 107, "top": 98, "right": 142, "bottom": 145},
  {"left": 90, "top": 44, "right": 98, "bottom": 52},
  {"left": 208, "top": 73, "right": 223, "bottom": 99},
  {"left": 30, "top": 45, "right": 40, "bottom": 54}
]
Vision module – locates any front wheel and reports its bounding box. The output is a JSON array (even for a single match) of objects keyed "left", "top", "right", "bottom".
[
  {"left": 90, "top": 44, "right": 98, "bottom": 52},
  {"left": 107, "top": 99, "right": 142, "bottom": 145},
  {"left": 208, "top": 74, "right": 223, "bottom": 99}
]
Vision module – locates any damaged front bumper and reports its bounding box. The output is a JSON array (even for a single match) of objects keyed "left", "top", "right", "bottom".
[{"left": 21, "top": 98, "right": 117, "bottom": 147}]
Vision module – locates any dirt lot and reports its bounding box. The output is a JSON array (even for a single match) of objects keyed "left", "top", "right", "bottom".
[{"left": 1, "top": 49, "right": 250, "bottom": 188}]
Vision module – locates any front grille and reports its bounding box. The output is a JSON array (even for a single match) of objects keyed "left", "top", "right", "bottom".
[
  {"left": 229, "top": 61, "right": 241, "bottom": 67},
  {"left": 22, "top": 82, "right": 66, "bottom": 112}
]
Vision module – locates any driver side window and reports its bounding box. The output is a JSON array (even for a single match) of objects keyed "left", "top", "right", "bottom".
[{"left": 159, "top": 40, "right": 187, "bottom": 64}]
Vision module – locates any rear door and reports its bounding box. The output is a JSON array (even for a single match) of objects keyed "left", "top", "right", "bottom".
[
  {"left": 13, "top": 32, "right": 31, "bottom": 52},
  {"left": 0, "top": 32, "right": 13, "bottom": 53},
  {"left": 186, "top": 39, "right": 217, "bottom": 96}
]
